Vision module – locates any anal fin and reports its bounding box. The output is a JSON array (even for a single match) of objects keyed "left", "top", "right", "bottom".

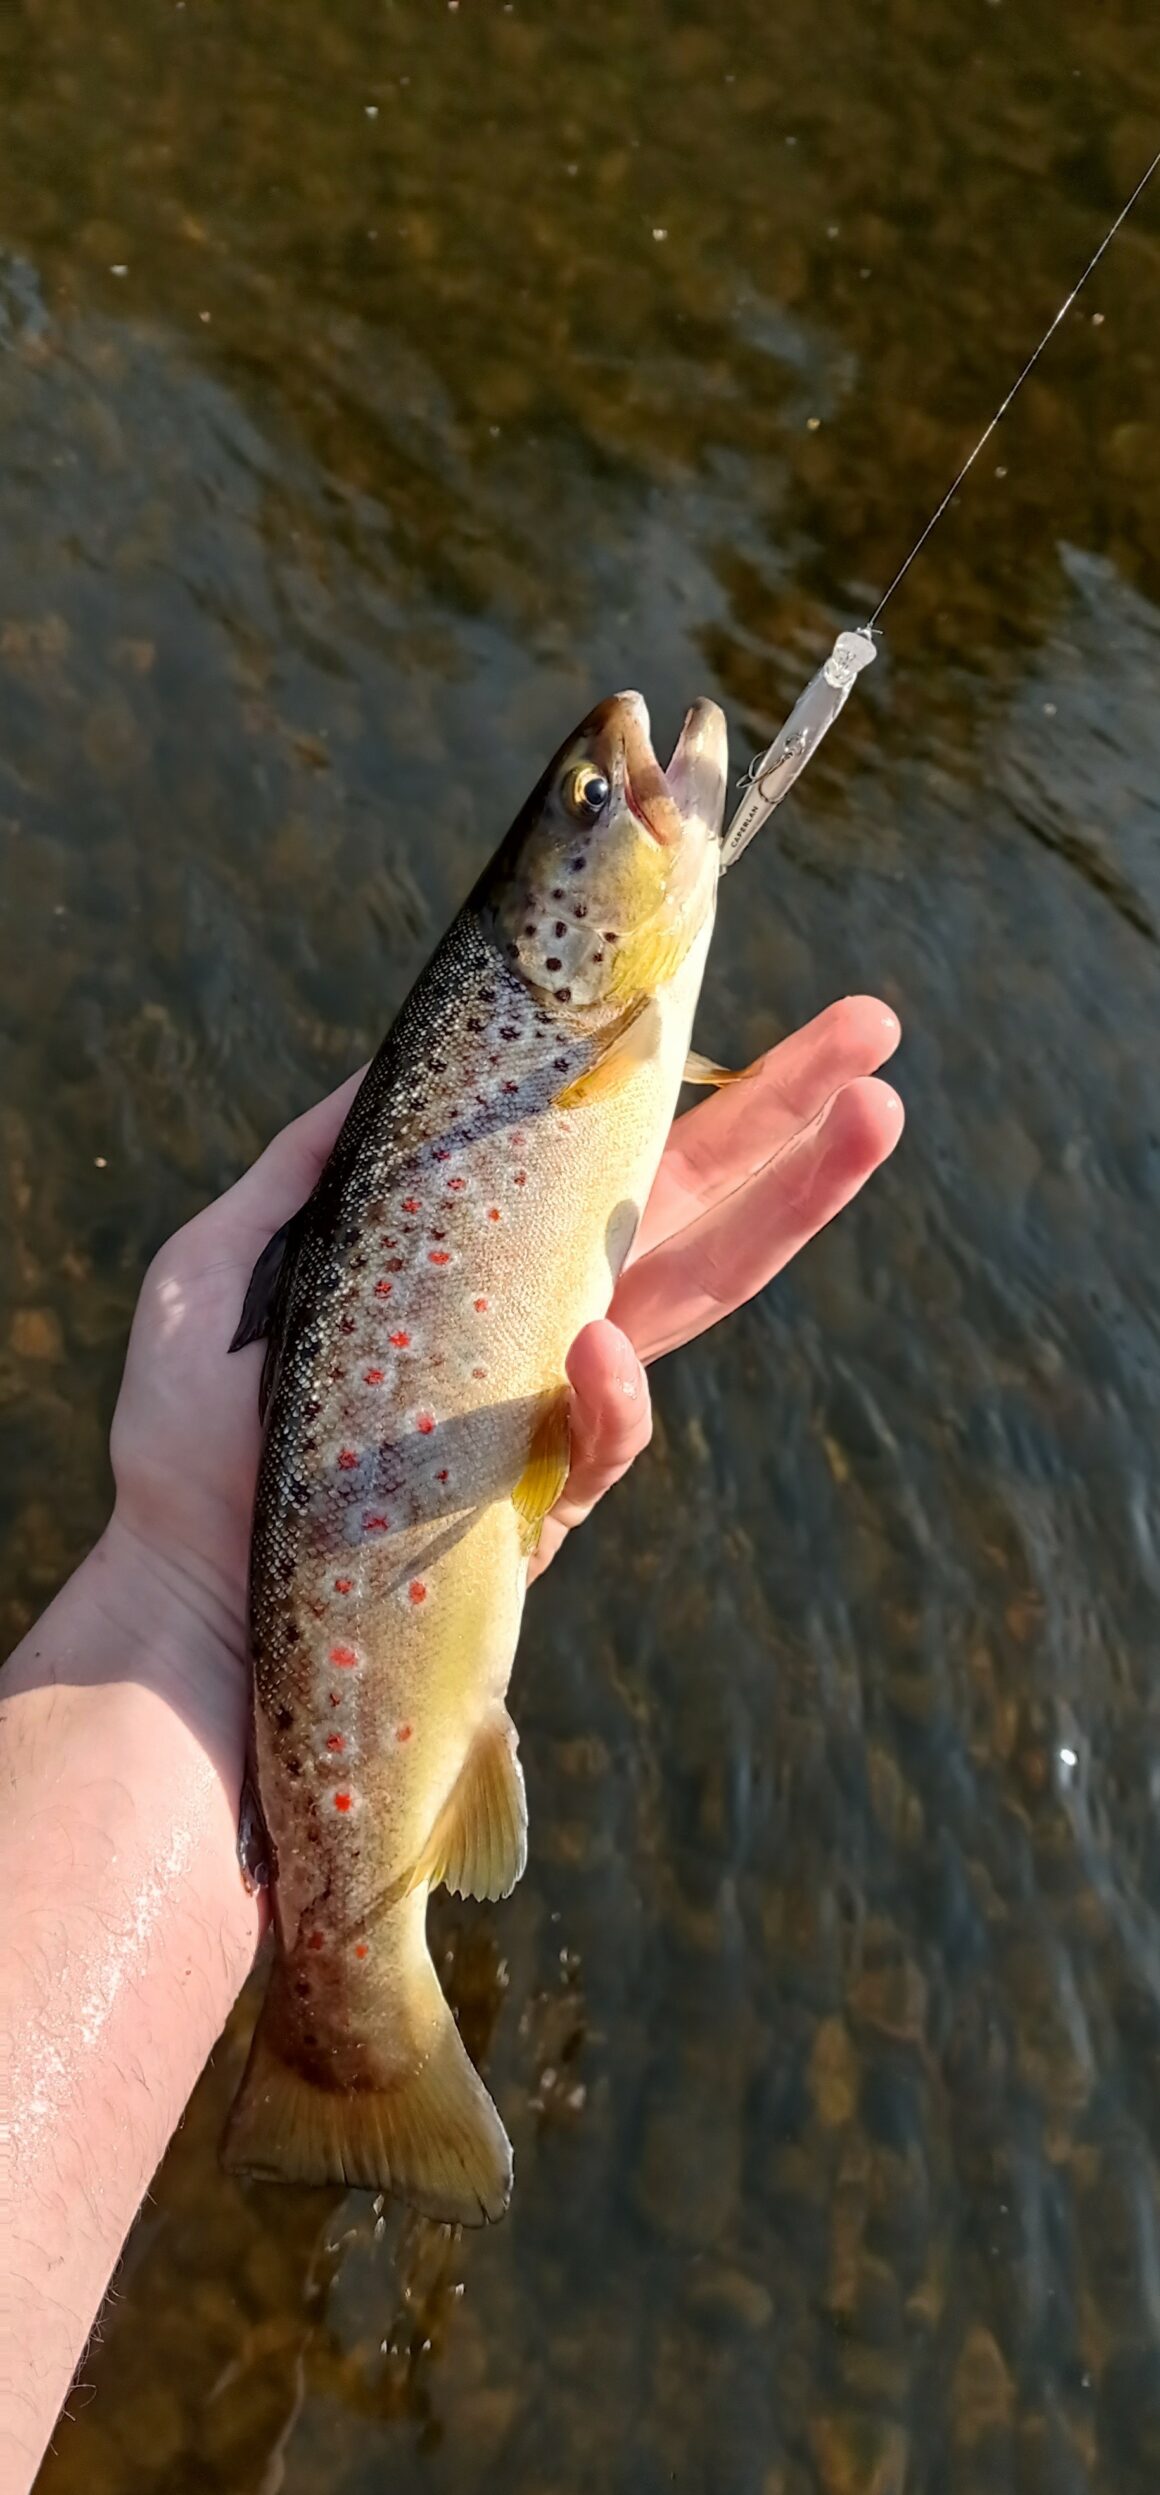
[
  {"left": 555, "top": 997, "right": 661, "bottom": 1111},
  {"left": 415, "top": 1710, "right": 528, "bottom": 1903},
  {"left": 512, "top": 1383, "right": 571, "bottom": 1555}
]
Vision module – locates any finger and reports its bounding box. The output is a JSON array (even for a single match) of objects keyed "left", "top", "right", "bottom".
[
  {"left": 529, "top": 1319, "right": 652, "bottom": 1580},
  {"left": 613, "top": 1074, "right": 903, "bottom": 1364},
  {"left": 634, "top": 995, "right": 900, "bottom": 1260}
]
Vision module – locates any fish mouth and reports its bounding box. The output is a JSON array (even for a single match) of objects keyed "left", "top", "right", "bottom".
[{"left": 613, "top": 690, "right": 729, "bottom": 846}]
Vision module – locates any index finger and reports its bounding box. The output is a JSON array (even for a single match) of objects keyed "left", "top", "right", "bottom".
[{"left": 634, "top": 994, "right": 900, "bottom": 1260}]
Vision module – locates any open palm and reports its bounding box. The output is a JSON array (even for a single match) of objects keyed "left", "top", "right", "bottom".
[{"left": 109, "top": 994, "right": 902, "bottom": 1728}]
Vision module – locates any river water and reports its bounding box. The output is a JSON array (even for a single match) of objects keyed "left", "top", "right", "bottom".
[{"left": 7, "top": 2, "right": 1160, "bottom": 2489}]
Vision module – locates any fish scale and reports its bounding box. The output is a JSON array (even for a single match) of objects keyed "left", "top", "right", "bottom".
[{"left": 222, "top": 688, "right": 728, "bottom": 2222}]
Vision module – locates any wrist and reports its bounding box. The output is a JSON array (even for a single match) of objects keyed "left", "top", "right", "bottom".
[{"left": 0, "top": 1527, "right": 259, "bottom": 2482}]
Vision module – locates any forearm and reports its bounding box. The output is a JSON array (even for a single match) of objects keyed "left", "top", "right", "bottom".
[{"left": 0, "top": 1526, "right": 259, "bottom": 2488}]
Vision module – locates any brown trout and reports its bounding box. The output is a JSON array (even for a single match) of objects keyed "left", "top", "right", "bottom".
[{"left": 222, "top": 689, "right": 728, "bottom": 2222}]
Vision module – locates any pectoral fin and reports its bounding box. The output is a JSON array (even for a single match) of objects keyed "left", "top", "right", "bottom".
[
  {"left": 683, "top": 1050, "right": 749, "bottom": 1088},
  {"left": 554, "top": 997, "right": 661, "bottom": 1111},
  {"left": 512, "top": 1384, "right": 571, "bottom": 1554},
  {"left": 415, "top": 1711, "right": 529, "bottom": 1902}
]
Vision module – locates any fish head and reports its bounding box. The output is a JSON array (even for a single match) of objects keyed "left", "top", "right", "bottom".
[{"left": 488, "top": 691, "right": 728, "bottom": 1007}]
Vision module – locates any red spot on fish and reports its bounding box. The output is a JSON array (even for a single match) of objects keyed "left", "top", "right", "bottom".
[
  {"left": 307, "top": 1930, "right": 326, "bottom": 1950},
  {"left": 472, "top": 1365, "right": 487, "bottom": 1379},
  {"left": 374, "top": 1279, "right": 393, "bottom": 1298},
  {"left": 511, "top": 1132, "right": 527, "bottom": 1148},
  {"left": 364, "top": 1368, "right": 384, "bottom": 1384},
  {"left": 385, "top": 1258, "right": 404, "bottom": 1272},
  {"left": 354, "top": 1942, "right": 369, "bottom": 1959},
  {"left": 334, "top": 1577, "right": 352, "bottom": 1593},
  {"left": 338, "top": 1448, "right": 358, "bottom": 1471},
  {"left": 402, "top": 1197, "right": 420, "bottom": 1212},
  {"left": 474, "top": 1296, "right": 488, "bottom": 1312},
  {"left": 339, "top": 1314, "right": 356, "bottom": 1334},
  {"left": 330, "top": 1644, "right": 359, "bottom": 1669},
  {"left": 448, "top": 1176, "right": 466, "bottom": 1191},
  {"left": 416, "top": 1412, "right": 436, "bottom": 1434},
  {"left": 381, "top": 1235, "right": 397, "bottom": 1248},
  {"left": 396, "top": 1724, "right": 413, "bottom": 1743},
  {"left": 334, "top": 1791, "right": 353, "bottom": 1812},
  {"left": 364, "top": 1512, "right": 391, "bottom": 1533},
  {"left": 409, "top": 1580, "right": 427, "bottom": 1604},
  {"left": 326, "top": 1733, "right": 345, "bottom": 1752},
  {"left": 429, "top": 1249, "right": 451, "bottom": 1265},
  {"left": 513, "top": 1170, "right": 527, "bottom": 1186},
  {"left": 436, "top": 1468, "right": 449, "bottom": 1483},
  {"left": 433, "top": 1148, "right": 451, "bottom": 1162},
  {"left": 329, "top": 1690, "right": 342, "bottom": 1706},
  {"left": 502, "top": 1080, "right": 519, "bottom": 1094},
  {"left": 487, "top": 1207, "right": 501, "bottom": 1222}
]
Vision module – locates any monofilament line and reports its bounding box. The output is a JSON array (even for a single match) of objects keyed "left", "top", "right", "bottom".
[{"left": 867, "top": 144, "right": 1160, "bottom": 629}]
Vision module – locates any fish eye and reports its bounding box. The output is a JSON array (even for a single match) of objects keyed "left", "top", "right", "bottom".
[{"left": 567, "top": 765, "right": 611, "bottom": 819}]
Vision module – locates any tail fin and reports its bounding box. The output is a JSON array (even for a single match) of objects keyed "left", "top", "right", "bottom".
[{"left": 220, "top": 1946, "right": 512, "bottom": 2226}]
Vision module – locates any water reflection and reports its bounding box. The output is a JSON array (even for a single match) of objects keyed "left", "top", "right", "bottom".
[{"left": 5, "top": 0, "right": 1160, "bottom": 2488}]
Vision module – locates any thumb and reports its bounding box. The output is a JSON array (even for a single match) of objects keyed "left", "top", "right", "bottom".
[{"left": 528, "top": 1319, "right": 652, "bottom": 1579}]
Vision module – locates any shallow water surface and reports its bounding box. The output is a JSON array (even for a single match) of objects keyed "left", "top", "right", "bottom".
[{"left": 6, "top": 2, "right": 1160, "bottom": 2489}]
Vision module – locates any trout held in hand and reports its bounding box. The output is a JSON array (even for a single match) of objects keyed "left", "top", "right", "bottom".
[{"left": 222, "top": 690, "right": 728, "bottom": 2221}]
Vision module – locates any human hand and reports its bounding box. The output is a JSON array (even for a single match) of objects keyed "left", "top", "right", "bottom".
[{"left": 108, "top": 994, "right": 902, "bottom": 1736}]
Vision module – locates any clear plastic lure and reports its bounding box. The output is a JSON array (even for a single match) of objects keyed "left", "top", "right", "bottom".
[{"left": 719, "top": 625, "right": 876, "bottom": 873}]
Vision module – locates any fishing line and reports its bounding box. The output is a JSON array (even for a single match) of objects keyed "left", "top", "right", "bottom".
[
  {"left": 720, "top": 144, "right": 1160, "bottom": 870},
  {"left": 867, "top": 141, "right": 1160, "bottom": 629}
]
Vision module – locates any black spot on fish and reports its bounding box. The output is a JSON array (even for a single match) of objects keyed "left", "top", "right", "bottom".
[
  {"left": 569, "top": 858, "right": 585, "bottom": 872},
  {"left": 554, "top": 921, "right": 566, "bottom": 938},
  {"left": 574, "top": 901, "right": 588, "bottom": 918},
  {"left": 555, "top": 987, "right": 573, "bottom": 1003},
  {"left": 287, "top": 1757, "right": 302, "bottom": 1779},
  {"left": 545, "top": 957, "right": 562, "bottom": 971}
]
